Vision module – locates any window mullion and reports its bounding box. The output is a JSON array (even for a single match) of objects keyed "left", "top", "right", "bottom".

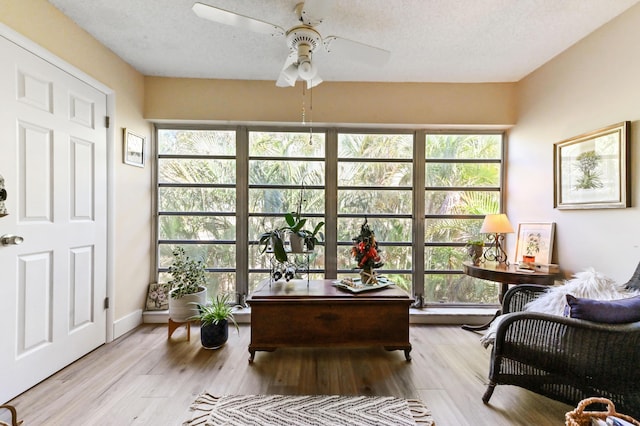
[
  {"left": 324, "top": 128, "right": 338, "bottom": 278},
  {"left": 412, "top": 130, "right": 426, "bottom": 306},
  {"left": 236, "top": 126, "right": 249, "bottom": 304}
]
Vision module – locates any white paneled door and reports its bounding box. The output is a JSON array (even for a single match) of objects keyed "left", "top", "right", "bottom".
[{"left": 0, "top": 35, "right": 108, "bottom": 403}]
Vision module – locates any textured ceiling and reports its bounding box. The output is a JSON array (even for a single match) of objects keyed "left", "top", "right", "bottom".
[{"left": 48, "top": 0, "right": 640, "bottom": 84}]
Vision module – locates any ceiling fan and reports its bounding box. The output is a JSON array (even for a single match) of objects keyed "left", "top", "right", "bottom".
[{"left": 192, "top": 1, "right": 391, "bottom": 88}]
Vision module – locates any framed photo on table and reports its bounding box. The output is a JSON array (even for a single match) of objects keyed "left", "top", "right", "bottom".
[
  {"left": 554, "top": 121, "right": 630, "bottom": 209},
  {"left": 123, "top": 128, "right": 146, "bottom": 167},
  {"left": 514, "top": 222, "right": 555, "bottom": 265}
]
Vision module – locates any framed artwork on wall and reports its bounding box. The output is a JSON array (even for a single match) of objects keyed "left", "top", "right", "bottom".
[
  {"left": 123, "top": 128, "right": 146, "bottom": 167},
  {"left": 514, "top": 222, "right": 555, "bottom": 265},
  {"left": 554, "top": 121, "right": 630, "bottom": 209}
]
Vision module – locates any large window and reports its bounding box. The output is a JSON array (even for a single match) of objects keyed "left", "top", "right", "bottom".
[
  {"left": 336, "top": 133, "right": 414, "bottom": 293},
  {"left": 157, "top": 128, "right": 237, "bottom": 296},
  {"left": 247, "top": 131, "right": 326, "bottom": 292},
  {"left": 421, "top": 134, "right": 504, "bottom": 304},
  {"left": 155, "top": 126, "right": 505, "bottom": 306}
]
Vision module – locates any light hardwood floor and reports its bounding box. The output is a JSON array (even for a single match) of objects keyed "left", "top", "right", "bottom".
[{"left": 8, "top": 324, "right": 572, "bottom": 425}]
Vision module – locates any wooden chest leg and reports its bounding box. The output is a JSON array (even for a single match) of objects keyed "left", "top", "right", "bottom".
[{"left": 384, "top": 345, "right": 412, "bottom": 361}]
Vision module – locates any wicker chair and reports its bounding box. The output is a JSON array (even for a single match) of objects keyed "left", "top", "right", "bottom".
[{"left": 482, "top": 262, "right": 640, "bottom": 418}]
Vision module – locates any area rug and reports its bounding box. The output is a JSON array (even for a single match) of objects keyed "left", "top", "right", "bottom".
[{"left": 183, "top": 393, "right": 435, "bottom": 426}]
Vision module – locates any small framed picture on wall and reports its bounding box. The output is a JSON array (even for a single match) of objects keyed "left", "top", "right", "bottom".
[{"left": 123, "top": 128, "right": 145, "bottom": 167}]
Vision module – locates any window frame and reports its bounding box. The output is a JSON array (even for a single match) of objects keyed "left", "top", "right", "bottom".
[{"left": 153, "top": 124, "right": 506, "bottom": 307}]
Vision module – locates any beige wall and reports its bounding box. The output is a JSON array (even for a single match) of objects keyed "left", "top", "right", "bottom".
[
  {"left": 145, "top": 78, "right": 516, "bottom": 126},
  {"left": 5, "top": 0, "right": 639, "bottom": 331},
  {"left": 510, "top": 2, "right": 640, "bottom": 283},
  {"left": 0, "top": 0, "right": 152, "bottom": 327}
]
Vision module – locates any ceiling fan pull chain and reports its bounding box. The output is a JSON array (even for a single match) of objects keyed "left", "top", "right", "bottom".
[
  {"left": 301, "top": 82, "right": 306, "bottom": 125},
  {"left": 308, "top": 85, "right": 313, "bottom": 145}
]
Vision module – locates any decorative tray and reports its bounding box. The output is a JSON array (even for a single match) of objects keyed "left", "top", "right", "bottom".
[{"left": 332, "top": 276, "right": 393, "bottom": 293}]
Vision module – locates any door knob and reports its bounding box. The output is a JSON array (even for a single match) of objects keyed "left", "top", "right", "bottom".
[{"left": 0, "top": 234, "right": 24, "bottom": 246}]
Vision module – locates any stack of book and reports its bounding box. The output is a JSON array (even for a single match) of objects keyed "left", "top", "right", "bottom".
[{"left": 518, "top": 262, "right": 560, "bottom": 273}]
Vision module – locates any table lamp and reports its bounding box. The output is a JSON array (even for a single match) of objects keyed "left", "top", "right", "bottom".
[{"left": 480, "top": 213, "right": 514, "bottom": 267}]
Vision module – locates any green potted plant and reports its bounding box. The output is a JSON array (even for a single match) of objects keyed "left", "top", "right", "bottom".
[
  {"left": 465, "top": 238, "right": 485, "bottom": 265},
  {"left": 167, "top": 247, "right": 208, "bottom": 322},
  {"left": 284, "top": 185, "right": 324, "bottom": 252},
  {"left": 299, "top": 222, "right": 325, "bottom": 251},
  {"left": 191, "top": 293, "right": 239, "bottom": 349},
  {"left": 258, "top": 228, "right": 288, "bottom": 263},
  {"left": 284, "top": 209, "right": 307, "bottom": 252},
  {"left": 258, "top": 185, "right": 324, "bottom": 259}
]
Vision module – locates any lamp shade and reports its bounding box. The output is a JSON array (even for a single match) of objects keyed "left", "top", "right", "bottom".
[{"left": 480, "top": 214, "right": 514, "bottom": 234}]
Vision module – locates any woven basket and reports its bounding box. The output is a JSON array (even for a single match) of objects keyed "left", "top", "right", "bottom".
[
  {"left": 0, "top": 404, "right": 22, "bottom": 426},
  {"left": 565, "top": 397, "right": 640, "bottom": 426}
]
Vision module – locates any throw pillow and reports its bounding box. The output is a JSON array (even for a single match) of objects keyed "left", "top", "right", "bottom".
[{"left": 565, "top": 294, "right": 640, "bottom": 324}]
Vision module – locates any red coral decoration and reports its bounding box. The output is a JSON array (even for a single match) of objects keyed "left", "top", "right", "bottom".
[{"left": 351, "top": 218, "right": 384, "bottom": 270}]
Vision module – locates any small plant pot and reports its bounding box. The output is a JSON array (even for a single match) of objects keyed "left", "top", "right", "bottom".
[
  {"left": 289, "top": 232, "right": 305, "bottom": 253},
  {"left": 467, "top": 245, "right": 484, "bottom": 266},
  {"left": 168, "top": 286, "right": 207, "bottom": 323},
  {"left": 200, "top": 320, "right": 229, "bottom": 349}
]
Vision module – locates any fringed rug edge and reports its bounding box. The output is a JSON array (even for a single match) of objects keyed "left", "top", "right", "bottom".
[
  {"left": 182, "top": 392, "right": 220, "bottom": 426},
  {"left": 183, "top": 393, "right": 436, "bottom": 426},
  {"left": 407, "top": 398, "right": 436, "bottom": 425}
]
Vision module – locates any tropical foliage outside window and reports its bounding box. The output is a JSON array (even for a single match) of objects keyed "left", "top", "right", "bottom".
[
  {"left": 157, "top": 129, "right": 237, "bottom": 297},
  {"left": 156, "top": 127, "right": 504, "bottom": 306},
  {"left": 423, "top": 134, "right": 502, "bottom": 303},
  {"left": 336, "top": 133, "right": 413, "bottom": 291},
  {"left": 248, "top": 131, "right": 326, "bottom": 292}
]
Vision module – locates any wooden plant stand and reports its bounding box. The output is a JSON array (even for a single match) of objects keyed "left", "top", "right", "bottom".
[{"left": 167, "top": 318, "right": 192, "bottom": 341}]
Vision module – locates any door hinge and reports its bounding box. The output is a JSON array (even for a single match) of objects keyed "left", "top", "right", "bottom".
[
  {"left": 104, "top": 297, "right": 110, "bottom": 309},
  {"left": 105, "top": 116, "right": 110, "bottom": 128}
]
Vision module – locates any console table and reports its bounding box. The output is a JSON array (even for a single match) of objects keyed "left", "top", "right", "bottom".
[
  {"left": 246, "top": 279, "right": 413, "bottom": 363},
  {"left": 461, "top": 261, "right": 557, "bottom": 331}
]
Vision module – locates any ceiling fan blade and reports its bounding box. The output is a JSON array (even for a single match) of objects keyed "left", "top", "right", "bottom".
[
  {"left": 298, "top": 0, "right": 331, "bottom": 26},
  {"left": 276, "top": 53, "right": 298, "bottom": 87},
  {"left": 192, "top": 2, "right": 285, "bottom": 36},
  {"left": 324, "top": 36, "right": 390, "bottom": 66}
]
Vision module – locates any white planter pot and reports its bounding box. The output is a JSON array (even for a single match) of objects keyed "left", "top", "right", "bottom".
[
  {"left": 168, "top": 286, "right": 207, "bottom": 322},
  {"left": 289, "top": 233, "right": 305, "bottom": 253}
]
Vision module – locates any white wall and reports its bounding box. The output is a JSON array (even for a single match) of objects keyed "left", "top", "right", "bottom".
[{"left": 509, "top": 3, "right": 640, "bottom": 283}]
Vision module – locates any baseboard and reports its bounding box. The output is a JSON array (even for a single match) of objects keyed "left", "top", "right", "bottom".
[
  {"left": 142, "top": 307, "right": 493, "bottom": 326},
  {"left": 113, "top": 309, "right": 143, "bottom": 338},
  {"left": 142, "top": 310, "right": 173, "bottom": 324}
]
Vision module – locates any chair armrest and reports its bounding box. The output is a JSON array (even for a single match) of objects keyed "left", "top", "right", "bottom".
[
  {"left": 492, "top": 312, "right": 640, "bottom": 381},
  {"left": 502, "top": 284, "right": 548, "bottom": 314}
]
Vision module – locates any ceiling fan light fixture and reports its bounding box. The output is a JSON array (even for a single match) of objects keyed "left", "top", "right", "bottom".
[{"left": 298, "top": 57, "right": 317, "bottom": 80}]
